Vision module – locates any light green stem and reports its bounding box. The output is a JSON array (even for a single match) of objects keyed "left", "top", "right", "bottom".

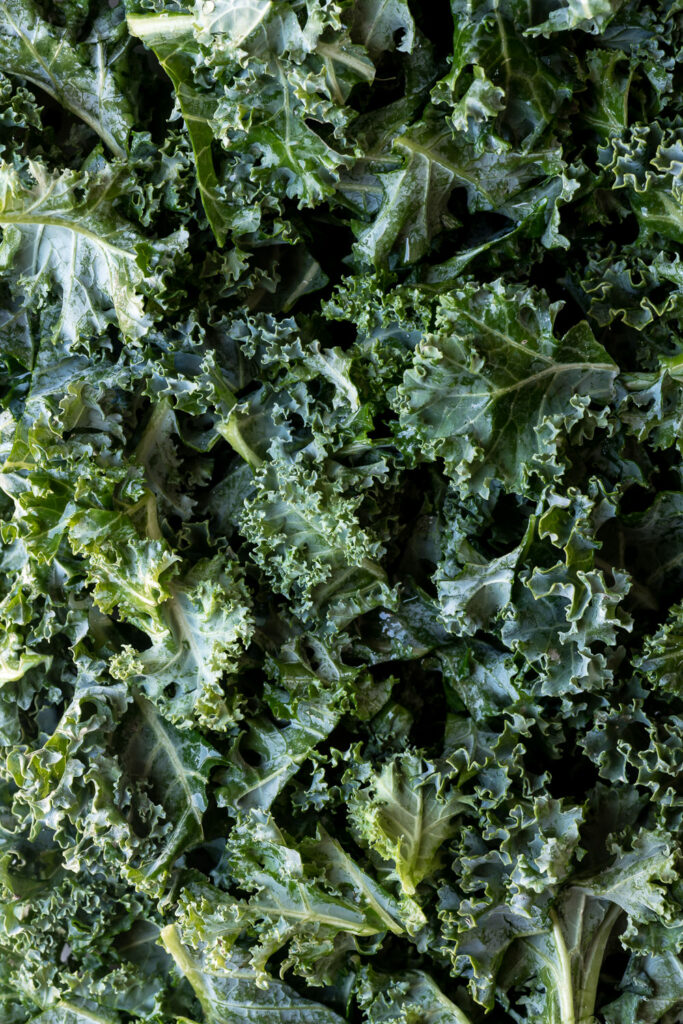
[
  {"left": 550, "top": 908, "right": 576, "bottom": 1024},
  {"left": 161, "top": 924, "right": 205, "bottom": 997},
  {"left": 58, "top": 1000, "right": 119, "bottom": 1024},
  {"left": 576, "top": 904, "right": 622, "bottom": 1024},
  {"left": 218, "top": 417, "right": 263, "bottom": 469},
  {"left": 127, "top": 14, "right": 196, "bottom": 41}
]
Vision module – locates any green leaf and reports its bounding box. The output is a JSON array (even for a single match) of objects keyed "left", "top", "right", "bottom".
[
  {"left": 126, "top": 11, "right": 235, "bottom": 246},
  {"left": 348, "top": 753, "right": 471, "bottom": 895},
  {"left": 350, "top": 106, "right": 568, "bottom": 267},
  {"left": 189, "top": 0, "right": 370, "bottom": 212},
  {"left": 110, "top": 555, "right": 253, "bottom": 730},
  {"left": 394, "top": 279, "right": 617, "bottom": 494},
  {"left": 24, "top": 1003, "right": 121, "bottom": 1024},
  {"left": 239, "top": 454, "right": 388, "bottom": 621},
  {"left": 581, "top": 49, "right": 633, "bottom": 139},
  {"left": 67, "top": 509, "right": 180, "bottom": 630},
  {"left": 498, "top": 892, "right": 624, "bottom": 1024},
  {"left": 176, "top": 811, "right": 409, "bottom": 985},
  {"left": 358, "top": 968, "right": 473, "bottom": 1024},
  {"left": 577, "top": 829, "right": 680, "bottom": 932},
  {"left": 604, "top": 953, "right": 683, "bottom": 1024},
  {"left": 438, "top": 0, "right": 573, "bottom": 146},
  {"left": 0, "top": 161, "right": 183, "bottom": 343},
  {"left": 526, "top": 0, "right": 620, "bottom": 37},
  {"left": 161, "top": 923, "right": 347, "bottom": 1023},
  {"left": 0, "top": 0, "right": 132, "bottom": 157},
  {"left": 119, "top": 694, "right": 222, "bottom": 886},
  {"left": 215, "top": 635, "right": 360, "bottom": 811},
  {"left": 350, "top": 0, "right": 415, "bottom": 59},
  {"left": 601, "top": 125, "right": 683, "bottom": 245},
  {"left": 635, "top": 603, "right": 683, "bottom": 696}
]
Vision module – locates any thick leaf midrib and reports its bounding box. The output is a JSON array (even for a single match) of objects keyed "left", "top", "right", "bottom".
[
  {"left": 126, "top": 13, "right": 196, "bottom": 40},
  {"left": 167, "top": 584, "right": 207, "bottom": 677},
  {"left": 419, "top": 361, "right": 615, "bottom": 406},
  {"left": 57, "top": 999, "right": 120, "bottom": 1024},
  {"left": 322, "top": 834, "right": 405, "bottom": 934},
  {"left": 249, "top": 894, "right": 378, "bottom": 934},
  {"left": 276, "top": 59, "right": 294, "bottom": 165},
  {"left": 0, "top": 212, "right": 135, "bottom": 261},
  {"left": 134, "top": 694, "right": 203, "bottom": 833},
  {"left": 1, "top": 4, "right": 126, "bottom": 157},
  {"left": 394, "top": 135, "right": 496, "bottom": 205}
]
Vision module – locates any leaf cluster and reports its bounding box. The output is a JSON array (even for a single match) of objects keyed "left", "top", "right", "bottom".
[{"left": 0, "top": 1, "right": 682, "bottom": 1023}]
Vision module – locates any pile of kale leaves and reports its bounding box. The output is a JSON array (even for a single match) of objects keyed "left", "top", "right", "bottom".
[{"left": 0, "top": 0, "right": 682, "bottom": 1021}]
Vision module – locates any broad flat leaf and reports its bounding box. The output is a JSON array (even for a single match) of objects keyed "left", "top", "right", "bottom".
[
  {"left": 0, "top": 162, "right": 183, "bottom": 343},
  {"left": 161, "top": 924, "right": 347, "bottom": 1024},
  {"left": 110, "top": 555, "right": 253, "bottom": 730},
  {"left": 119, "top": 694, "right": 221, "bottom": 885},
  {"left": 358, "top": 968, "right": 473, "bottom": 1024},
  {"left": 394, "top": 279, "right": 617, "bottom": 494},
  {"left": 350, "top": 0, "right": 415, "bottom": 59},
  {"left": 191, "top": 0, "right": 339, "bottom": 58},
  {"left": 348, "top": 753, "right": 471, "bottom": 895},
  {"left": 351, "top": 107, "right": 567, "bottom": 267},
  {"left": 0, "top": 0, "right": 132, "bottom": 156},
  {"left": 126, "top": 12, "right": 235, "bottom": 246},
  {"left": 313, "top": 827, "right": 424, "bottom": 935},
  {"left": 526, "top": 0, "right": 619, "bottom": 37}
]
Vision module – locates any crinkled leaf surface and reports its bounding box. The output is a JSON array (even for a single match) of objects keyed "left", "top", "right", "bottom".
[
  {"left": 0, "top": 0, "right": 132, "bottom": 157},
  {"left": 394, "top": 280, "right": 617, "bottom": 494},
  {"left": 0, "top": 2, "right": 681, "bottom": 1024},
  {"left": 0, "top": 162, "right": 181, "bottom": 342}
]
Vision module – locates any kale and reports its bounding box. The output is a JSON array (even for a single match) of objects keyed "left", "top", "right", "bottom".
[{"left": 0, "top": 1, "right": 681, "bottom": 1022}]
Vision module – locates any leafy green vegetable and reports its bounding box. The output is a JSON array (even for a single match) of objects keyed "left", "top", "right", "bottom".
[{"left": 0, "top": 1, "right": 681, "bottom": 1023}]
